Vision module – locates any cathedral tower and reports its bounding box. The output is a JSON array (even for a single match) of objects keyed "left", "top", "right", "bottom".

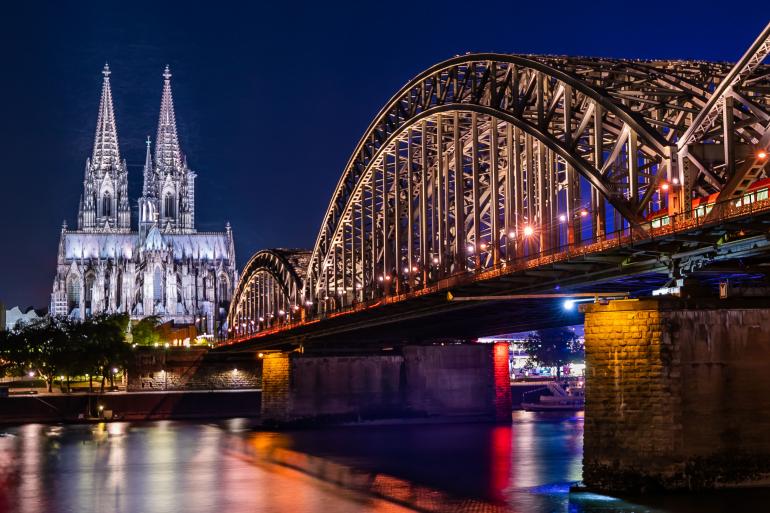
[
  {"left": 145, "top": 65, "right": 196, "bottom": 234},
  {"left": 78, "top": 64, "right": 131, "bottom": 232}
]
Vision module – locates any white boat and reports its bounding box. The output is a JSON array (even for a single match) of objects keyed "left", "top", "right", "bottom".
[{"left": 521, "top": 382, "right": 584, "bottom": 411}]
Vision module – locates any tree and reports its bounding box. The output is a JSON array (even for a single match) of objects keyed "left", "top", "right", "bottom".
[
  {"left": 520, "top": 327, "right": 584, "bottom": 379},
  {"left": 131, "top": 315, "right": 161, "bottom": 346}
]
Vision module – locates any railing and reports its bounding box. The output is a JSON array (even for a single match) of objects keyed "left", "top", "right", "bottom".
[{"left": 222, "top": 193, "right": 770, "bottom": 347}]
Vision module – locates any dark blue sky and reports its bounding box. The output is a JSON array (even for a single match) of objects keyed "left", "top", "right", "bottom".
[{"left": 0, "top": 1, "right": 765, "bottom": 308}]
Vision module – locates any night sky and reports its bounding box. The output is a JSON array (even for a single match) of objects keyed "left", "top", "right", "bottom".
[{"left": 0, "top": 1, "right": 764, "bottom": 309}]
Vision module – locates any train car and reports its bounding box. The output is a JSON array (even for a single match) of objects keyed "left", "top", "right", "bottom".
[{"left": 646, "top": 177, "right": 770, "bottom": 227}]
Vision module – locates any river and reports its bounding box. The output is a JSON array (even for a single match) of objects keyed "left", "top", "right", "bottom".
[{"left": 1, "top": 412, "right": 767, "bottom": 512}]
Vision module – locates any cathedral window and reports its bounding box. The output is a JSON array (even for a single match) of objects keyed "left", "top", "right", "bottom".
[
  {"left": 102, "top": 192, "right": 112, "bottom": 218},
  {"left": 164, "top": 193, "right": 175, "bottom": 219},
  {"left": 84, "top": 273, "right": 95, "bottom": 310},
  {"left": 67, "top": 275, "right": 81, "bottom": 312},
  {"left": 153, "top": 267, "right": 163, "bottom": 302},
  {"left": 218, "top": 275, "right": 229, "bottom": 302}
]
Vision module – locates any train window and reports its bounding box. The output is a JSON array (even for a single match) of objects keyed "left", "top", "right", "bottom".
[
  {"left": 662, "top": 216, "right": 670, "bottom": 226},
  {"left": 696, "top": 206, "right": 705, "bottom": 217},
  {"left": 758, "top": 189, "right": 768, "bottom": 201}
]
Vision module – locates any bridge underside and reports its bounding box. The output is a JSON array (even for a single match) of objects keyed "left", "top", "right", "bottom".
[{"left": 220, "top": 209, "right": 770, "bottom": 352}]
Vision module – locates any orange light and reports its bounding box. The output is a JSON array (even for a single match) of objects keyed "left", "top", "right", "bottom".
[
  {"left": 661, "top": 182, "right": 670, "bottom": 191},
  {"left": 523, "top": 225, "right": 534, "bottom": 237},
  {"left": 579, "top": 210, "right": 589, "bottom": 217},
  {"left": 759, "top": 151, "right": 768, "bottom": 160}
]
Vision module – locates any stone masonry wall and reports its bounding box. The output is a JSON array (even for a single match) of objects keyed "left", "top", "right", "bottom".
[
  {"left": 261, "top": 353, "right": 291, "bottom": 423},
  {"left": 583, "top": 298, "right": 770, "bottom": 491},
  {"left": 128, "top": 347, "right": 261, "bottom": 391},
  {"left": 261, "top": 344, "right": 507, "bottom": 425}
]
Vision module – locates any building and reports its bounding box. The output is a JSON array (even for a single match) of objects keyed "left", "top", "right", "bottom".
[
  {"left": 50, "top": 65, "right": 237, "bottom": 337},
  {"left": 4, "top": 306, "right": 46, "bottom": 331}
]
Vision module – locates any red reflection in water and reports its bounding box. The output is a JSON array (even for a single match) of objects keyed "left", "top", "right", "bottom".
[{"left": 489, "top": 425, "right": 512, "bottom": 502}]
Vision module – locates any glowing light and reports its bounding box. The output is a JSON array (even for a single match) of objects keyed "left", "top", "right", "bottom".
[
  {"left": 305, "top": 300, "right": 313, "bottom": 306},
  {"left": 480, "top": 243, "right": 487, "bottom": 250},
  {"left": 661, "top": 182, "right": 670, "bottom": 191},
  {"left": 258, "top": 353, "right": 264, "bottom": 358},
  {"left": 412, "top": 266, "right": 418, "bottom": 272},
  {"left": 59, "top": 375, "right": 65, "bottom": 380},
  {"left": 672, "top": 177, "right": 680, "bottom": 185},
  {"left": 558, "top": 214, "right": 567, "bottom": 222},
  {"left": 164, "top": 343, "right": 169, "bottom": 348},
  {"left": 404, "top": 267, "right": 410, "bottom": 273},
  {"left": 432, "top": 257, "right": 440, "bottom": 264},
  {"left": 523, "top": 225, "right": 534, "bottom": 237},
  {"left": 759, "top": 151, "right": 768, "bottom": 160},
  {"left": 580, "top": 209, "right": 589, "bottom": 217},
  {"left": 28, "top": 371, "right": 35, "bottom": 378},
  {"left": 508, "top": 231, "right": 516, "bottom": 238},
  {"left": 385, "top": 275, "right": 392, "bottom": 281},
  {"left": 258, "top": 317, "right": 264, "bottom": 322},
  {"left": 112, "top": 368, "right": 118, "bottom": 374},
  {"left": 232, "top": 368, "right": 238, "bottom": 374},
  {"left": 563, "top": 300, "right": 575, "bottom": 311},
  {"left": 467, "top": 244, "right": 475, "bottom": 253},
  {"left": 98, "top": 405, "right": 104, "bottom": 411},
  {"left": 378, "top": 275, "right": 384, "bottom": 282},
  {"left": 279, "top": 310, "right": 285, "bottom": 316}
]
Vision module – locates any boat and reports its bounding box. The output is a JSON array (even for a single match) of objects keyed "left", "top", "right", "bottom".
[{"left": 521, "top": 382, "right": 584, "bottom": 411}]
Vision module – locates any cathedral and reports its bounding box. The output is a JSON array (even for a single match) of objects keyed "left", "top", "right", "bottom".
[{"left": 50, "top": 64, "right": 238, "bottom": 338}]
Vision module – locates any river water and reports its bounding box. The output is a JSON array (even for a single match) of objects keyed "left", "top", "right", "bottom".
[{"left": 0, "top": 412, "right": 768, "bottom": 513}]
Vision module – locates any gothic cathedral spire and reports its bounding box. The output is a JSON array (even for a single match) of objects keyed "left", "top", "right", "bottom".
[
  {"left": 92, "top": 63, "right": 121, "bottom": 170},
  {"left": 78, "top": 64, "right": 131, "bottom": 233},
  {"left": 155, "top": 65, "right": 181, "bottom": 171},
  {"left": 152, "top": 65, "right": 196, "bottom": 233}
]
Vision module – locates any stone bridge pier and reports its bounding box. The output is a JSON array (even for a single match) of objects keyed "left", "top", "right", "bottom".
[
  {"left": 260, "top": 342, "right": 512, "bottom": 426},
  {"left": 582, "top": 297, "right": 770, "bottom": 491}
]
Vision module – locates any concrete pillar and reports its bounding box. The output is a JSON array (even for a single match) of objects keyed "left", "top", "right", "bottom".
[{"left": 582, "top": 297, "right": 770, "bottom": 491}]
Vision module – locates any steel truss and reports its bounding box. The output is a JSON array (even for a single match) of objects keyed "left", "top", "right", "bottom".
[
  {"left": 228, "top": 249, "right": 309, "bottom": 336},
  {"left": 228, "top": 22, "right": 770, "bottom": 337}
]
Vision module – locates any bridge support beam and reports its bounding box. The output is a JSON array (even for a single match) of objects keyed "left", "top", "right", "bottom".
[
  {"left": 582, "top": 298, "right": 770, "bottom": 492},
  {"left": 260, "top": 342, "right": 511, "bottom": 426}
]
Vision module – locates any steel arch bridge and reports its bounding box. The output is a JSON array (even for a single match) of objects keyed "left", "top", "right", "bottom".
[{"left": 228, "top": 23, "right": 770, "bottom": 341}]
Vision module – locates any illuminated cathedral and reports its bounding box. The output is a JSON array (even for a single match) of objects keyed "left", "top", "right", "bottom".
[{"left": 50, "top": 65, "right": 237, "bottom": 337}]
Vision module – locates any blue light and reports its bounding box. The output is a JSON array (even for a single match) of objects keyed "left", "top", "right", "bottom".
[{"left": 563, "top": 300, "right": 575, "bottom": 311}]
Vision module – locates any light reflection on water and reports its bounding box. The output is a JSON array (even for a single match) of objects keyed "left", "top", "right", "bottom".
[{"left": 0, "top": 413, "right": 768, "bottom": 513}]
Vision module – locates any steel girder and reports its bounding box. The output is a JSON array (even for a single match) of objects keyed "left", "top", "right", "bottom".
[
  {"left": 227, "top": 249, "right": 309, "bottom": 336},
  {"left": 303, "top": 53, "right": 770, "bottom": 310},
  {"left": 226, "top": 26, "right": 770, "bottom": 334}
]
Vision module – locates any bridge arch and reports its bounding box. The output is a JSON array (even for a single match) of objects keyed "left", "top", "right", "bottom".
[
  {"left": 227, "top": 249, "right": 310, "bottom": 336},
  {"left": 303, "top": 54, "right": 733, "bottom": 309}
]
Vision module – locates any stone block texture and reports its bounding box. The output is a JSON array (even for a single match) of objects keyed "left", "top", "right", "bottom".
[
  {"left": 583, "top": 298, "right": 770, "bottom": 491},
  {"left": 128, "top": 347, "right": 261, "bottom": 391},
  {"left": 260, "top": 344, "right": 508, "bottom": 425}
]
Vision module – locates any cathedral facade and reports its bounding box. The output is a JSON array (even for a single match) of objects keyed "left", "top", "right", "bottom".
[{"left": 50, "top": 65, "right": 237, "bottom": 338}]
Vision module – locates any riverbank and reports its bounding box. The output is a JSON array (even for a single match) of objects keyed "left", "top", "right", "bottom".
[{"left": 0, "top": 389, "right": 262, "bottom": 424}]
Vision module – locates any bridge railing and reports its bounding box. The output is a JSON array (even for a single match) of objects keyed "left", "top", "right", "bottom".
[{"left": 222, "top": 193, "right": 770, "bottom": 346}]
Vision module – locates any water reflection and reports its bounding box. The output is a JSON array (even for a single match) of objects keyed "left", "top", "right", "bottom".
[{"left": 0, "top": 415, "right": 769, "bottom": 513}]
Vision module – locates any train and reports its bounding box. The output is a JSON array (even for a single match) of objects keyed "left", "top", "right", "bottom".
[{"left": 647, "top": 177, "right": 770, "bottom": 228}]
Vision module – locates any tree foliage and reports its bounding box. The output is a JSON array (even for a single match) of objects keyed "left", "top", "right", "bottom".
[
  {"left": 131, "top": 315, "right": 162, "bottom": 346},
  {"left": 520, "top": 327, "right": 584, "bottom": 378},
  {"left": 0, "top": 314, "right": 132, "bottom": 392}
]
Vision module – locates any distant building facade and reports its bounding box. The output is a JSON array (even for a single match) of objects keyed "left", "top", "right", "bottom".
[
  {"left": 50, "top": 65, "right": 237, "bottom": 337},
  {"left": 5, "top": 306, "right": 46, "bottom": 331}
]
